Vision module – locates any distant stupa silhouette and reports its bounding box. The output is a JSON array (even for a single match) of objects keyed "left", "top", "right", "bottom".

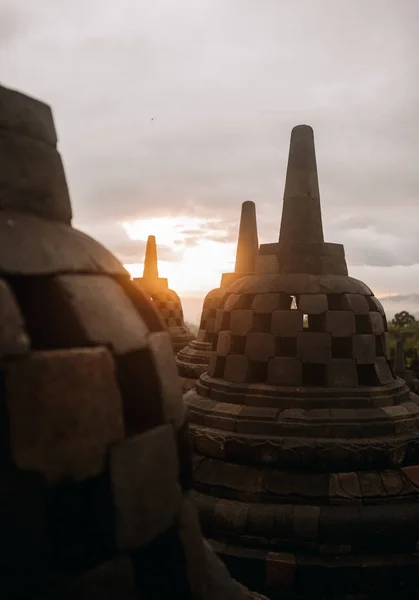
[
  {"left": 134, "top": 235, "right": 195, "bottom": 352},
  {"left": 176, "top": 201, "right": 259, "bottom": 392},
  {"left": 185, "top": 125, "right": 419, "bottom": 599}
]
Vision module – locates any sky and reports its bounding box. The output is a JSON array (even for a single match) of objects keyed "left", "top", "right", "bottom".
[{"left": 1, "top": 0, "right": 419, "bottom": 324}]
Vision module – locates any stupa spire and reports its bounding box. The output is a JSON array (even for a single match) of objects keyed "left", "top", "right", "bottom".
[
  {"left": 234, "top": 201, "right": 259, "bottom": 273},
  {"left": 279, "top": 124, "right": 324, "bottom": 243},
  {"left": 142, "top": 235, "right": 159, "bottom": 280}
]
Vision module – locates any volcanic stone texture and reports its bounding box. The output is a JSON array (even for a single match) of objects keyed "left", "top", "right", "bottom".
[
  {"left": 0, "top": 83, "right": 264, "bottom": 600},
  {"left": 176, "top": 201, "right": 259, "bottom": 394},
  {"left": 151, "top": 288, "right": 195, "bottom": 353},
  {"left": 186, "top": 274, "right": 419, "bottom": 599},
  {"left": 177, "top": 287, "right": 225, "bottom": 393}
]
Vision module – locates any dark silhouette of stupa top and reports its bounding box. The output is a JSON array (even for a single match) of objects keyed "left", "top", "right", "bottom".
[
  {"left": 177, "top": 201, "right": 259, "bottom": 393},
  {"left": 134, "top": 235, "right": 195, "bottom": 352},
  {"left": 0, "top": 83, "right": 266, "bottom": 600},
  {"left": 185, "top": 125, "right": 419, "bottom": 599}
]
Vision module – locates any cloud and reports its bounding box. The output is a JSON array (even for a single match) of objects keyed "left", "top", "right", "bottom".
[{"left": 1, "top": 0, "right": 419, "bottom": 306}]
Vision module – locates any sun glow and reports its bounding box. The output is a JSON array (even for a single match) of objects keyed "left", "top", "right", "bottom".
[{"left": 121, "top": 216, "right": 236, "bottom": 296}]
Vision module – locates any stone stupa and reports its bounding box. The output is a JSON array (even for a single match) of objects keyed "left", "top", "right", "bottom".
[
  {"left": 0, "top": 83, "right": 267, "bottom": 600},
  {"left": 177, "top": 201, "right": 259, "bottom": 393},
  {"left": 134, "top": 235, "right": 195, "bottom": 353},
  {"left": 186, "top": 125, "right": 419, "bottom": 599}
]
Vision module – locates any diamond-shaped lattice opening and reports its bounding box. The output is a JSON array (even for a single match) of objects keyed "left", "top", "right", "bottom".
[
  {"left": 308, "top": 314, "right": 326, "bottom": 333},
  {"left": 355, "top": 315, "right": 372, "bottom": 334},
  {"left": 327, "top": 294, "right": 344, "bottom": 311},
  {"left": 331, "top": 337, "right": 353, "bottom": 359},
  {"left": 357, "top": 364, "right": 380, "bottom": 386},
  {"left": 302, "top": 363, "right": 326, "bottom": 386},
  {"left": 250, "top": 361, "right": 268, "bottom": 383},
  {"left": 275, "top": 337, "right": 298, "bottom": 357},
  {"left": 253, "top": 314, "right": 272, "bottom": 333}
]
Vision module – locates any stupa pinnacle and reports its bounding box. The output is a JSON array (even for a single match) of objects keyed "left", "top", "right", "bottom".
[
  {"left": 186, "top": 124, "right": 419, "bottom": 599},
  {"left": 176, "top": 201, "right": 259, "bottom": 392},
  {"left": 134, "top": 235, "right": 194, "bottom": 352}
]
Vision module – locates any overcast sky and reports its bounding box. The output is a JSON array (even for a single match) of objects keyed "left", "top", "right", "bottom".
[{"left": 1, "top": 0, "right": 418, "bottom": 319}]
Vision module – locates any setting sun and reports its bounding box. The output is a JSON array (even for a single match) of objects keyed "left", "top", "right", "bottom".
[{"left": 121, "top": 216, "right": 236, "bottom": 296}]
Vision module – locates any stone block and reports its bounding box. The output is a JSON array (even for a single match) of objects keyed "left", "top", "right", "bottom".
[
  {"left": 374, "top": 357, "right": 394, "bottom": 385},
  {"left": 244, "top": 333, "right": 275, "bottom": 362},
  {"left": 110, "top": 424, "right": 182, "bottom": 550},
  {"left": 327, "top": 359, "right": 358, "bottom": 387},
  {"left": 214, "top": 309, "right": 229, "bottom": 333},
  {"left": 207, "top": 353, "right": 226, "bottom": 378},
  {"left": 56, "top": 275, "right": 149, "bottom": 355},
  {"left": 342, "top": 294, "right": 370, "bottom": 314},
  {"left": 6, "top": 347, "right": 124, "bottom": 482},
  {"left": 265, "top": 552, "right": 296, "bottom": 588},
  {"left": 251, "top": 293, "right": 281, "bottom": 313},
  {"left": 293, "top": 506, "right": 320, "bottom": 541},
  {"left": 352, "top": 334, "right": 376, "bottom": 363},
  {"left": 324, "top": 311, "right": 356, "bottom": 337},
  {"left": 216, "top": 331, "right": 234, "bottom": 356},
  {"left": 148, "top": 331, "right": 186, "bottom": 428},
  {"left": 223, "top": 294, "right": 244, "bottom": 312},
  {"left": 368, "top": 295, "right": 385, "bottom": 315},
  {"left": 0, "top": 135, "right": 72, "bottom": 223},
  {"left": 214, "top": 498, "right": 249, "bottom": 535},
  {"left": 369, "top": 312, "right": 385, "bottom": 335},
  {"left": 267, "top": 357, "right": 302, "bottom": 385},
  {"left": 298, "top": 294, "right": 328, "bottom": 314},
  {"left": 256, "top": 254, "right": 279, "bottom": 274},
  {"left": 224, "top": 355, "right": 252, "bottom": 383},
  {"left": 271, "top": 310, "right": 303, "bottom": 337},
  {"left": 0, "top": 278, "right": 30, "bottom": 358},
  {"left": 297, "top": 332, "right": 331, "bottom": 363},
  {"left": 230, "top": 310, "right": 254, "bottom": 336},
  {"left": 329, "top": 472, "right": 361, "bottom": 504}
]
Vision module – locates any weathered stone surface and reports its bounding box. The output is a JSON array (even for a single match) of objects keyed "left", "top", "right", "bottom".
[
  {"left": 0, "top": 211, "right": 128, "bottom": 276},
  {"left": 230, "top": 310, "right": 254, "bottom": 336},
  {"left": 352, "top": 334, "right": 376, "bottom": 364},
  {"left": 327, "top": 359, "right": 358, "bottom": 387},
  {"left": 271, "top": 310, "right": 303, "bottom": 336},
  {"left": 342, "top": 293, "right": 370, "bottom": 314},
  {"left": 325, "top": 311, "right": 356, "bottom": 337},
  {"left": 244, "top": 333, "right": 275, "bottom": 362},
  {"left": 298, "top": 293, "right": 328, "bottom": 314},
  {"left": 251, "top": 293, "right": 281, "bottom": 313},
  {"left": 267, "top": 357, "right": 302, "bottom": 385},
  {"left": 148, "top": 331, "right": 186, "bottom": 428},
  {"left": 224, "top": 355, "right": 251, "bottom": 383},
  {"left": 110, "top": 424, "right": 182, "bottom": 550},
  {"left": 297, "top": 332, "right": 331, "bottom": 363},
  {"left": 56, "top": 275, "right": 149, "bottom": 354},
  {"left": 0, "top": 278, "right": 30, "bottom": 357},
  {"left": 6, "top": 348, "right": 124, "bottom": 482},
  {"left": 0, "top": 135, "right": 72, "bottom": 223}
]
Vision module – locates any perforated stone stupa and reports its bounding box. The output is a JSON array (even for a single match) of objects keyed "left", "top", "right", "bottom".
[
  {"left": 177, "top": 201, "right": 259, "bottom": 393},
  {"left": 0, "top": 83, "right": 267, "bottom": 600},
  {"left": 186, "top": 125, "right": 419, "bottom": 599},
  {"left": 134, "top": 235, "right": 195, "bottom": 352}
]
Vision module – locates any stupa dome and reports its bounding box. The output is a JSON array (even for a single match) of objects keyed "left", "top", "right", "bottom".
[
  {"left": 0, "top": 83, "right": 265, "bottom": 600},
  {"left": 186, "top": 125, "right": 419, "bottom": 599},
  {"left": 134, "top": 235, "right": 195, "bottom": 352},
  {"left": 177, "top": 201, "right": 259, "bottom": 392}
]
